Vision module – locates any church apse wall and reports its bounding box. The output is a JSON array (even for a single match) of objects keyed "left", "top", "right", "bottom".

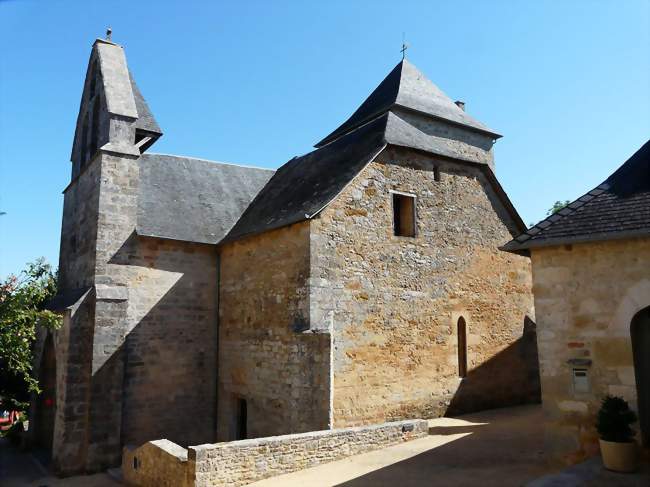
[
  {"left": 217, "top": 222, "right": 331, "bottom": 441},
  {"left": 310, "top": 147, "right": 538, "bottom": 427}
]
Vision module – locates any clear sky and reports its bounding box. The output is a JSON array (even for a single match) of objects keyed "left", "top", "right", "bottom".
[{"left": 0, "top": 0, "right": 648, "bottom": 278}]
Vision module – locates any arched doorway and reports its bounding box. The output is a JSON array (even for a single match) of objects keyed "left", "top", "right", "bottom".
[
  {"left": 457, "top": 317, "right": 467, "bottom": 378},
  {"left": 631, "top": 306, "right": 650, "bottom": 446},
  {"left": 34, "top": 334, "right": 56, "bottom": 452}
]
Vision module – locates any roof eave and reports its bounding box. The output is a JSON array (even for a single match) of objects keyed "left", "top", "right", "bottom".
[
  {"left": 501, "top": 228, "right": 650, "bottom": 254},
  {"left": 316, "top": 104, "right": 501, "bottom": 148}
]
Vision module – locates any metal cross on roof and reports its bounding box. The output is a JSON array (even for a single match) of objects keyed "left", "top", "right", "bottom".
[{"left": 401, "top": 33, "right": 409, "bottom": 60}]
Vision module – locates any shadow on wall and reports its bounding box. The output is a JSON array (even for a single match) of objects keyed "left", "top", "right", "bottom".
[
  {"left": 446, "top": 316, "right": 541, "bottom": 417},
  {"left": 94, "top": 232, "right": 218, "bottom": 453}
]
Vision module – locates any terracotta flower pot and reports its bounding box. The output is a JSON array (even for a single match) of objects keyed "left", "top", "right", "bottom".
[{"left": 599, "top": 438, "right": 638, "bottom": 473}]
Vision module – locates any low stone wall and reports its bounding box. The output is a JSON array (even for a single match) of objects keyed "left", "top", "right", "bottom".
[
  {"left": 122, "top": 419, "right": 428, "bottom": 486},
  {"left": 123, "top": 439, "right": 191, "bottom": 487}
]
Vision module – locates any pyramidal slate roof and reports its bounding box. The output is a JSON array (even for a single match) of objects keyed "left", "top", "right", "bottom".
[
  {"left": 502, "top": 139, "right": 650, "bottom": 255},
  {"left": 224, "top": 111, "right": 525, "bottom": 243},
  {"left": 316, "top": 59, "right": 500, "bottom": 148},
  {"left": 127, "top": 54, "right": 522, "bottom": 245},
  {"left": 137, "top": 154, "right": 274, "bottom": 244}
]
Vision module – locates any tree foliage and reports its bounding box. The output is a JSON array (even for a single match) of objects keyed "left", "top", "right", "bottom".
[
  {"left": 0, "top": 259, "right": 61, "bottom": 410},
  {"left": 547, "top": 200, "right": 571, "bottom": 216}
]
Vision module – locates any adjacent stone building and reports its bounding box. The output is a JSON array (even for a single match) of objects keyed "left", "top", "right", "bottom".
[
  {"left": 33, "top": 36, "right": 539, "bottom": 474},
  {"left": 503, "top": 140, "right": 650, "bottom": 465}
]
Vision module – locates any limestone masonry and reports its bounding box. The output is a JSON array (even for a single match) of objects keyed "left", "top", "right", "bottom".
[
  {"left": 504, "top": 140, "right": 650, "bottom": 465},
  {"left": 122, "top": 419, "right": 429, "bottom": 487},
  {"left": 33, "top": 35, "right": 540, "bottom": 475}
]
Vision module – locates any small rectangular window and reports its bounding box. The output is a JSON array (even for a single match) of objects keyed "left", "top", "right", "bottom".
[{"left": 392, "top": 193, "right": 416, "bottom": 237}]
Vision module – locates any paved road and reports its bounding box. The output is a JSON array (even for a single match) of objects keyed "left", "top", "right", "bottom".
[
  {"left": 252, "top": 405, "right": 649, "bottom": 487},
  {"left": 2, "top": 405, "right": 648, "bottom": 486},
  {"left": 251, "top": 405, "right": 550, "bottom": 487},
  {"left": 0, "top": 438, "right": 118, "bottom": 487}
]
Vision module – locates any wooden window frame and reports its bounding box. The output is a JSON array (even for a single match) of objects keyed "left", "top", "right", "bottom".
[{"left": 390, "top": 190, "right": 417, "bottom": 238}]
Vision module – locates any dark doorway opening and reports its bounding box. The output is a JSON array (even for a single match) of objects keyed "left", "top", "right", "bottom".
[
  {"left": 235, "top": 398, "right": 247, "bottom": 440},
  {"left": 631, "top": 306, "right": 650, "bottom": 447},
  {"left": 458, "top": 317, "right": 468, "bottom": 378},
  {"left": 34, "top": 334, "right": 56, "bottom": 453}
]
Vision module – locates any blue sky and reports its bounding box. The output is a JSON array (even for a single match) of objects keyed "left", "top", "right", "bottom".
[{"left": 0, "top": 0, "right": 648, "bottom": 277}]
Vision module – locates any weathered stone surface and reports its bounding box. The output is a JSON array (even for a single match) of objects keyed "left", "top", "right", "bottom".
[
  {"left": 122, "top": 419, "right": 428, "bottom": 487},
  {"left": 530, "top": 238, "right": 650, "bottom": 465},
  {"left": 311, "top": 146, "right": 537, "bottom": 426},
  {"left": 218, "top": 223, "right": 331, "bottom": 440}
]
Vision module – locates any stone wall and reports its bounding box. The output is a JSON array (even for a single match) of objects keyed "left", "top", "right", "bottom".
[
  {"left": 122, "top": 419, "right": 428, "bottom": 487},
  {"left": 310, "top": 146, "right": 537, "bottom": 426},
  {"left": 47, "top": 147, "right": 103, "bottom": 473},
  {"left": 530, "top": 238, "right": 650, "bottom": 465},
  {"left": 217, "top": 223, "right": 331, "bottom": 441},
  {"left": 123, "top": 440, "right": 191, "bottom": 487},
  {"left": 50, "top": 149, "right": 219, "bottom": 473},
  {"left": 119, "top": 236, "right": 218, "bottom": 449}
]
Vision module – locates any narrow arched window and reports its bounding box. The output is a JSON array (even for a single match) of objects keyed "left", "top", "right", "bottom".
[{"left": 457, "top": 317, "right": 467, "bottom": 378}]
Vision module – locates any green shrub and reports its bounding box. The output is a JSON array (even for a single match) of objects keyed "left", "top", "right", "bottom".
[{"left": 596, "top": 395, "right": 637, "bottom": 442}]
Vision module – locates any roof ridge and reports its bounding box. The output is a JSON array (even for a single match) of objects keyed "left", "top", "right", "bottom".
[{"left": 144, "top": 152, "right": 275, "bottom": 172}]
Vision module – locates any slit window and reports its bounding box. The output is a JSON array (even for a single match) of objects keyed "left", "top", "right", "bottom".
[
  {"left": 392, "top": 192, "right": 416, "bottom": 237},
  {"left": 458, "top": 317, "right": 467, "bottom": 378}
]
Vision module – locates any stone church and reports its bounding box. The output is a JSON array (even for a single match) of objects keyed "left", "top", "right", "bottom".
[{"left": 33, "top": 36, "right": 539, "bottom": 474}]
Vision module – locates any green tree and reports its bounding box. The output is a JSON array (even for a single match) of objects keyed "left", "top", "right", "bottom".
[
  {"left": 547, "top": 200, "right": 571, "bottom": 216},
  {"left": 0, "top": 259, "right": 61, "bottom": 410}
]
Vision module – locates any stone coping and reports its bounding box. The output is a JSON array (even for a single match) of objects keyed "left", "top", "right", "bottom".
[{"left": 190, "top": 419, "right": 423, "bottom": 458}]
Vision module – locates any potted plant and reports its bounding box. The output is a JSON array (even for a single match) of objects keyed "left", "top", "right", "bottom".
[{"left": 596, "top": 395, "right": 638, "bottom": 472}]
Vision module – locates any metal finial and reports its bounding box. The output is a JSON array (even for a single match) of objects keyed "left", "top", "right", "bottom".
[
  {"left": 106, "top": 27, "right": 112, "bottom": 42},
  {"left": 401, "top": 32, "right": 408, "bottom": 60}
]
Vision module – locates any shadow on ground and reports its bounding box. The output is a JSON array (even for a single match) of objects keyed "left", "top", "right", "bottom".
[{"left": 337, "top": 406, "right": 549, "bottom": 487}]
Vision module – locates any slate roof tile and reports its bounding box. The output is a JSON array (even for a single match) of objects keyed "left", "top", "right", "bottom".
[
  {"left": 502, "top": 139, "right": 650, "bottom": 254},
  {"left": 316, "top": 59, "right": 499, "bottom": 148},
  {"left": 137, "top": 154, "right": 274, "bottom": 244}
]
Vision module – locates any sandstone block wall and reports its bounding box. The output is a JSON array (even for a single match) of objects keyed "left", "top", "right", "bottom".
[
  {"left": 531, "top": 238, "right": 650, "bottom": 465},
  {"left": 311, "top": 147, "right": 537, "bottom": 426},
  {"left": 122, "top": 419, "right": 428, "bottom": 487},
  {"left": 218, "top": 223, "right": 331, "bottom": 441},
  {"left": 123, "top": 439, "right": 191, "bottom": 487}
]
